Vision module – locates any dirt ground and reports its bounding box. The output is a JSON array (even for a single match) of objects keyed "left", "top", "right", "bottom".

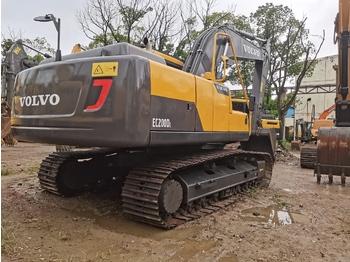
[{"left": 1, "top": 142, "right": 350, "bottom": 262}]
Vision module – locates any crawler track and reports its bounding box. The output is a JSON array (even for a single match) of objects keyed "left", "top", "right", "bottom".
[
  {"left": 122, "top": 149, "right": 273, "bottom": 229},
  {"left": 300, "top": 146, "right": 317, "bottom": 169},
  {"left": 38, "top": 148, "right": 117, "bottom": 196},
  {"left": 38, "top": 148, "right": 273, "bottom": 228}
]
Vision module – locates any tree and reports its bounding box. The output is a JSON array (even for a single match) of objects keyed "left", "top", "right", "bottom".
[
  {"left": 116, "top": 0, "right": 153, "bottom": 44},
  {"left": 191, "top": 0, "right": 235, "bottom": 30},
  {"left": 1, "top": 38, "right": 14, "bottom": 57},
  {"left": 23, "top": 37, "right": 55, "bottom": 60},
  {"left": 1, "top": 28, "right": 24, "bottom": 56},
  {"left": 139, "top": 0, "right": 179, "bottom": 53},
  {"left": 250, "top": 3, "right": 324, "bottom": 132},
  {"left": 76, "top": 0, "right": 120, "bottom": 45}
]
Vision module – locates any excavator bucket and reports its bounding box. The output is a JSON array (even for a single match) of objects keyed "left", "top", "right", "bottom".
[
  {"left": 315, "top": 127, "right": 350, "bottom": 184},
  {"left": 1, "top": 115, "right": 11, "bottom": 140},
  {"left": 1, "top": 115, "right": 17, "bottom": 146}
]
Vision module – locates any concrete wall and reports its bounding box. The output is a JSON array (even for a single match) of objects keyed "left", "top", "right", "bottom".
[
  {"left": 284, "top": 55, "right": 337, "bottom": 139},
  {"left": 299, "top": 55, "right": 337, "bottom": 86},
  {"left": 294, "top": 93, "right": 336, "bottom": 121}
]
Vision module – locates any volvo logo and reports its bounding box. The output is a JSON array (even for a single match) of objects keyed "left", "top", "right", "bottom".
[
  {"left": 19, "top": 94, "right": 60, "bottom": 107},
  {"left": 243, "top": 44, "right": 260, "bottom": 57}
]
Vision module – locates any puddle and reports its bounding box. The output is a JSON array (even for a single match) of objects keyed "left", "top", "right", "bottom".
[
  {"left": 70, "top": 208, "right": 202, "bottom": 241},
  {"left": 240, "top": 205, "right": 309, "bottom": 226}
]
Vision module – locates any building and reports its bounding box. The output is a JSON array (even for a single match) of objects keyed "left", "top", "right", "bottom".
[{"left": 285, "top": 55, "right": 337, "bottom": 128}]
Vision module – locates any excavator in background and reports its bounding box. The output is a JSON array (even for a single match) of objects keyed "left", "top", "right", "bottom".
[
  {"left": 318, "top": 103, "right": 335, "bottom": 120},
  {"left": 296, "top": 119, "right": 313, "bottom": 142},
  {"left": 299, "top": 101, "right": 336, "bottom": 168},
  {"left": 299, "top": 109, "right": 335, "bottom": 169},
  {"left": 11, "top": 24, "right": 276, "bottom": 228},
  {"left": 309, "top": 104, "right": 335, "bottom": 140},
  {"left": 1, "top": 40, "right": 51, "bottom": 145},
  {"left": 1, "top": 40, "right": 82, "bottom": 150},
  {"left": 314, "top": 0, "right": 350, "bottom": 184},
  {"left": 261, "top": 113, "right": 283, "bottom": 141},
  {"left": 298, "top": 116, "right": 334, "bottom": 169}
]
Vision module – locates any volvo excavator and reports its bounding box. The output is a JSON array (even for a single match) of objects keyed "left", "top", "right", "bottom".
[
  {"left": 1, "top": 40, "right": 45, "bottom": 145},
  {"left": 10, "top": 24, "right": 276, "bottom": 228},
  {"left": 314, "top": 0, "right": 350, "bottom": 184}
]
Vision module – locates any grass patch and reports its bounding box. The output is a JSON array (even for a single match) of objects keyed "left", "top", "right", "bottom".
[
  {"left": 279, "top": 139, "right": 291, "bottom": 150},
  {"left": 245, "top": 188, "right": 261, "bottom": 199},
  {"left": 1, "top": 220, "right": 16, "bottom": 254},
  {"left": 26, "top": 165, "right": 40, "bottom": 174},
  {"left": 273, "top": 194, "right": 289, "bottom": 207},
  {"left": 1, "top": 169, "right": 11, "bottom": 176}
]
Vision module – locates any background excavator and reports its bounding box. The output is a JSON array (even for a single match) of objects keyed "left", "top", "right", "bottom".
[
  {"left": 314, "top": 0, "right": 350, "bottom": 184},
  {"left": 299, "top": 105, "right": 335, "bottom": 168},
  {"left": 1, "top": 40, "right": 46, "bottom": 145},
  {"left": 10, "top": 24, "right": 276, "bottom": 228}
]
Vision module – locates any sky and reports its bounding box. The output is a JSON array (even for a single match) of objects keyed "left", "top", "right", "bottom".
[{"left": 1, "top": 0, "right": 338, "bottom": 57}]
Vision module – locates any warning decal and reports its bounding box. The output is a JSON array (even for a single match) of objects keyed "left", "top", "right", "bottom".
[
  {"left": 91, "top": 62, "right": 118, "bottom": 77},
  {"left": 13, "top": 47, "right": 21, "bottom": 55},
  {"left": 94, "top": 65, "right": 103, "bottom": 74}
]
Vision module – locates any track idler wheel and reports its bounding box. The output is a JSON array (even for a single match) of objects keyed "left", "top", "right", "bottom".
[{"left": 159, "top": 179, "right": 183, "bottom": 216}]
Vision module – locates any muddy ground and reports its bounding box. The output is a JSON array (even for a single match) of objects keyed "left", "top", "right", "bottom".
[{"left": 1, "top": 142, "right": 350, "bottom": 262}]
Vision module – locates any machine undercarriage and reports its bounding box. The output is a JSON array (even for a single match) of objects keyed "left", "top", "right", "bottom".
[{"left": 38, "top": 147, "right": 273, "bottom": 228}]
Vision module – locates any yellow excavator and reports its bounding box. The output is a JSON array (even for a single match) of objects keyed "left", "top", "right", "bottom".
[
  {"left": 314, "top": 0, "right": 350, "bottom": 184},
  {"left": 11, "top": 24, "right": 276, "bottom": 228}
]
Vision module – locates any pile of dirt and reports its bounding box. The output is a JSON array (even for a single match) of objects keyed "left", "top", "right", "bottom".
[{"left": 275, "top": 146, "right": 299, "bottom": 164}]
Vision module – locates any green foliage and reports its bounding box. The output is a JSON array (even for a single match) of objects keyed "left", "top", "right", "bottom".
[
  {"left": 263, "top": 96, "right": 278, "bottom": 117},
  {"left": 226, "top": 60, "right": 255, "bottom": 88},
  {"left": 279, "top": 139, "right": 291, "bottom": 150},
  {"left": 1, "top": 38, "right": 14, "bottom": 57},
  {"left": 27, "top": 165, "right": 40, "bottom": 174},
  {"left": 249, "top": 3, "right": 320, "bottom": 126},
  {"left": 1, "top": 36, "right": 55, "bottom": 62},
  {"left": 204, "top": 12, "right": 239, "bottom": 29},
  {"left": 250, "top": 3, "right": 316, "bottom": 82},
  {"left": 231, "top": 91, "right": 245, "bottom": 99},
  {"left": 23, "top": 37, "right": 55, "bottom": 56},
  {"left": 1, "top": 169, "right": 11, "bottom": 176}
]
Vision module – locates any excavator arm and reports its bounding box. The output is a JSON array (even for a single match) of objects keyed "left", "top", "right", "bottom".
[
  {"left": 1, "top": 40, "right": 38, "bottom": 146},
  {"left": 334, "top": 0, "right": 350, "bottom": 125},
  {"left": 318, "top": 104, "right": 335, "bottom": 119},
  {"left": 315, "top": 0, "right": 350, "bottom": 184}
]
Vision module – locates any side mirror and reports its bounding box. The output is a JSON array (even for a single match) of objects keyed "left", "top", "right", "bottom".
[
  {"left": 204, "top": 71, "right": 215, "bottom": 80},
  {"left": 249, "top": 95, "right": 255, "bottom": 111}
]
